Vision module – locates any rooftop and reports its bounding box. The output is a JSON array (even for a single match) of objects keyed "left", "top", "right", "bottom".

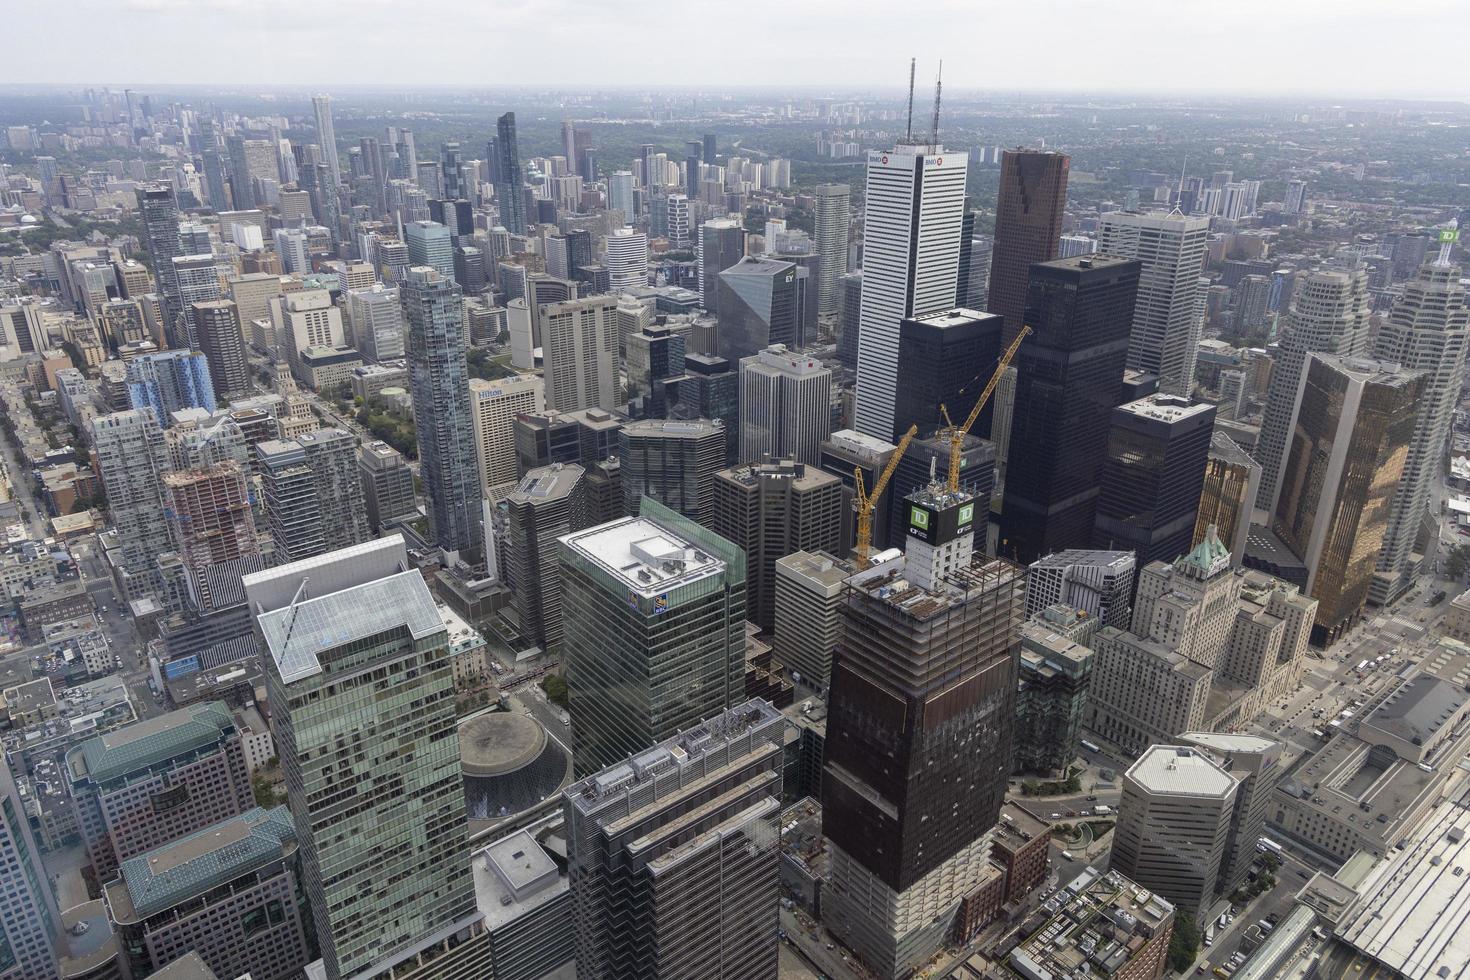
[
  {"left": 142, "top": 951, "right": 217, "bottom": 979},
  {"left": 510, "top": 463, "right": 585, "bottom": 503},
  {"left": 109, "top": 806, "right": 296, "bottom": 922},
  {"left": 1004, "top": 867, "right": 1175, "bottom": 979},
  {"left": 474, "top": 819, "right": 569, "bottom": 932},
  {"left": 1118, "top": 392, "right": 1216, "bottom": 424},
  {"left": 558, "top": 516, "right": 726, "bottom": 598},
  {"left": 1126, "top": 744, "right": 1238, "bottom": 799},
  {"left": 70, "top": 701, "right": 235, "bottom": 785},
  {"left": 1360, "top": 673, "right": 1469, "bottom": 753},
  {"left": 822, "top": 427, "right": 897, "bottom": 460}
]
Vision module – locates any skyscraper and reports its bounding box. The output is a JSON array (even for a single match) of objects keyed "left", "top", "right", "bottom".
[
  {"left": 1098, "top": 211, "right": 1212, "bottom": 398},
  {"left": 405, "top": 266, "right": 483, "bottom": 561},
  {"left": 245, "top": 537, "right": 478, "bottom": 980},
  {"left": 697, "top": 218, "right": 745, "bottom": 315},
  {"left": 716, "top": 255, "right": 806, "bottom": 362},
  {"left": 557, "top": 499, "right": 746, "bottom": 775},
  {"left": 0, "top": 758, "right": 59, "bottom": 980},
  {"left": 1369, "top": 248, "right": 1469, "bottom": 605},
  {"left": 1193, "top": 432, "right": 1261, "bottom": 566},
  {"left": 684, "top": 138, "right": 702, "bottom": 198},
  {"left": 893, "top": 307, "right": 1003, "bottom": 442},
  {"left": 136, "top": 185, "right": 183, "bottom": 333},
  {"left": 506, "top": 463, "right": 589, "bottom": 652},
  {"left": 998, "top": 255, "right": 1141, "bottom": 563},
  {"left": 563, "top": 699, "right": 785, "bottom": 980},
  {"left": 618, "top": 419, "right": 728, "bottom": 523},
  {"left": 665, "top": 193, "right": 690, "bottom": 248},
  {"left": 1253, "top": 267, "right": 1371, "bottom": 513},
  {"left": 604, "top": 227, "right": 648, "bottom": 294},
  {"left": 822, "top": 535, "right": 1023, "bottom": 978},
  {"left": 358, "top": 439, "right": 417, "bottom": 532},
  {"left": 606, "top": 171, "right": 635, "bottom": 219},
  {"left": 126, "top": 350, "right": 216, "bottom": 423},
  {"left": 495, "top": 111, "right": 526, "bottom": 235},
  {"left": 738, "top": 344, "right": 833, "bottom": 465},
  {"left": 1271, "top": 354, "right": 1423, "bottom": 644},
  {"left": 988, "top": 149, "right": 1069, "bottom": 345},
  {"left": 625, "top": 323, "right": 685, "bottom": 416},
  {"left": 469, "top": 373, "right": 544, "bottom": 498},
  {"left": 161, "top": 461, "right": 259, "bottom": 598},
  {"left": 542, "top": 296, "right": 618, "bottom": 413},
  {"left": 172, "top": 253, "right": 223, "bottom": 349},
  {"left": 311, "top": 94, "right": 341, "bottom": 190},
  {"left": 773, "top": 550, "right": 854, "bottom": 690},
  {"left": 92, "top": 409, "right": 171, "bottom": 594},
  {"left": 346, "top": 283, "right": 405, "bottom": 363},
  {"left": 1025, "top": 550, "right": 1137, "bottom": 627},
  {"left": 191, "top": 299, "right": 250, "bottom": 399},
  {"left": 710, "top": 459, "right": 842, "bottom": 632},
  {"left": 812, "top": 183, "right": 850, "bottom": 316},
  {"left": 854, "top": 142, "right": 969, "bottom": 439},
  {"left": 405, "top": 219, "right": 454, "bottom": 280},
  {"left": 1093, "top": 394, "right": 1215, "bottom": 568}
]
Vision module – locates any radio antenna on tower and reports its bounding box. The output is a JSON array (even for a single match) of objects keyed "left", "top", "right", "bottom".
[
  {"left": 904, "top": 57, "right": 916, "bottom": 142},
  {"left": 930, "top": 61, "right": 943, "bottom": 148}
]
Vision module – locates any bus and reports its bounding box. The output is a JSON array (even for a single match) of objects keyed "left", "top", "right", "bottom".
[
  {"left": 1080, "top": 739, "right": 1101, "bottom": 754},
  {"left": 1257, "top": 837, "right": 1285, "bottom": 859}
]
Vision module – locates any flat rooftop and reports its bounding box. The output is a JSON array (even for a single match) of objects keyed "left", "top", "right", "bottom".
[
  {"left": 1127, "top": 744, "right": 1238, "bottom": 799},
  {"left": 1118, "top": 393, "right": 1216, "bottom": 424},
  {"left": 1361, "top": 673, "right": 1468, "bottom": 750},
  {"left": 558, "top": 516, "right": 725, "bottom": 598}
]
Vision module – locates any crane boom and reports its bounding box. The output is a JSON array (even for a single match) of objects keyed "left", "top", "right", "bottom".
[
  {"left": 939, "top": 325, "right": 1032, "bottom": 493},
  {"left": 853, "top": 424, "right": 918, "bottom": 565}
]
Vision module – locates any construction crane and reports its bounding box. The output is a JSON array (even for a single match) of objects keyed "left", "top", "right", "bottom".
[
  {"left": 938, "top": 325, "right": 1032, "bottom": 493},
  {"left": 853, "top": 424, "right": 918, "bottom": 566}
]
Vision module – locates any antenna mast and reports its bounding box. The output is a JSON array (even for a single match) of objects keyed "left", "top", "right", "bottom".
[
  {"left": 930, "top": 61, "right": 943, "bottom": 149},
  {"left": 905, "top": 57, "right": 916, "bottom": 142}
]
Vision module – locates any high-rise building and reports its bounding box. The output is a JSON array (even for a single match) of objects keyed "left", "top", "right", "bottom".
[
  {"left": 1178, "top": 732, "right": 1281, "bottom": 894},
  {"left": 1253, "top": 267, "right": 1371, "bottom": 513},
  {"left": 670, "top": 353, "right": 739, "bottom": 454},
  {"left": 404, "top": 220, "right": 454, "bottom": 280},
  {"left": 312, "top": 94, "right": 341, "bottom": 188},
  {"left": 1092, "top": 394, "right": 1215, "bottom": 568},
  {"left": 557, "top": 500, "right": 747, "bottom": 775},
  {"left": 346, "top": 283, "right": 405, "bottom": 363},
  {"left": 161, "top": 461, "right": 259, "bottom": 603},
  {"left": 563, "top": 699, "right": 785, "bottom": 979},
  {"left": 773, "top": 550, "right": 854, "bottom": 690},
  {"left": 66, "top": 702, "right": 254, "bottom": 882},
  {"left": 256, "top": 440, "right": 322, "bottom": 561},
  {"left": 605, "top": 227, "right": 648, "bottom": 293},
  {"left": 136, "top": 185, "right": 183, "bottom": 333},
  {"left": 92, "top": 409, "right": 171, "bottom": 594},
  {"left": 710, "top": 459, "right": 842, "bottom": 631},
  {"left": 191, "top": 300, "right": 250, "bottom": 399},
  {"left": 170, "top": 254, "right": 224, "bottom": 349},
  {"left": 1111, "top": 744, "right": 1237, "bottom": 915},
  {"left": 697, "top": 218, "right": 745, "bottom": 315},
  {"left": 664, "top": 193, "right": 690, "bottom": 248},
  {"left": 883, "top": 432, "right": 997, "bottom": 552},
  {"left": 999, "top": 255, "right": 1142, "bottom": 563},
  {"left": 245, "top": 538, "right": 478, "bottom": 980},
  {"left": 607, "top": 170, "right": 635, "bottom": 219},
  {"left": 716, "top": 256, "right": 806, "bottom": 362},
  {"left": 1025, "top": 550, "right": 1137, "bottom": 628},
  {"left": 812, "top": 183, "right": 850, "bottom": 316},
  {"left": 958, "top": 228, "right": 992, "bottom": 310},
  {"left": 227, "top": 136, "right": 277, "bottom": 210},
  {"left": 0, "top": 758, "right": 60, "bottom": 980},
  {"left": 1283, "top": 179, "right": 1308, "bottom": 214},
  {"left": 127, "top": 350, "right": 216, "bottom": 423},
  {"left": 273, "top": 289, "right": 345, "bottom": 380},
  {"left": 837, "top": 270, "right": 862, "bottom": 370},
  {"left": 1015, "top": 613, "right": 1096, "bottom": 774},
  {"left": 1192, "top": 432, "right": 1261, "bottom": 566},
  {"left": 470, "top": 374, "right": 544, "bottom": 498},
  {"left": 854, "top": 142, "right": 969, "bottom": 439},
  {"left": 1098, "top": 210, "right": 1211, "bottom": 398},
  {"left": 988, "top": 150, "right": 1069, "bottom": 346},
  {"left": 618, "top": 419, "right": 728, "bottom": 523},
  {"left": 819, "top": 428, "right": 897, "bottom": 554},
  {"left": 506, "top": 463, "right": 588, "bottom": 652},
  {"left": 406, "top": 266, "right": 483, "bottom": 561},
  {"left": 894, "top": 307, "right": 1003, "bottom": 445},
  {"left": 625, "top": 324, "right": 685, "bottom": 417},
  {"left": 495, "top": 112, "right": 527, "bottom": 235},
  {"left": 1271, "top": 354, "right": 1423, "bottom": 644},
  {"left": 358, "top": 439, "right": 417, "bottom": 532},
  {"left": 822, "top": 532, "right": 1023, "bottom": 979},
  {"left": 738, "top": 344, "right": 832, "bottom": 465},
  {"left": 542, "top": 296, "right": 618, "bottom": 413},
  {"left": 104, "top": 805, "right": 309, "bottom": 980},
  {"left": 1369, "top": 252, "right": 1469, "bottom": 605}
]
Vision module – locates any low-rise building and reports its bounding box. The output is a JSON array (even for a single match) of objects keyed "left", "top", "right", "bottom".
[{"left": 295, "top": 345, "right": 362, "bottom": 391}]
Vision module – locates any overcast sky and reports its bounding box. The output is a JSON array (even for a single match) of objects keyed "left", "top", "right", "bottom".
[{"left": 4, "top": 0, "right": 1464, "bottom": 101}]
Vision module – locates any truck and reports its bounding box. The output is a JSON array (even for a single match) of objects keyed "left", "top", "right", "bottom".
[{"left": 1093, "top": 804, "right": 1112, "bottom": 815}]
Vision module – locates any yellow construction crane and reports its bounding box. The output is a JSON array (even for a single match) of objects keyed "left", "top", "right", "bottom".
[
  {"left": 938, "top": 325, "right": 1032, "bottom": 493},
  {"left": 853, "top": 424, "right": 918, "bottom": 566}
]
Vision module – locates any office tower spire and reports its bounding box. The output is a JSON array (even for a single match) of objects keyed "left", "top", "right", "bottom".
[
  {"left": 853, "top": 139, "right": 968, "bottom": 439},
  {"left": 1368, "top": 250, "right": 1469, "bottom": 605}
]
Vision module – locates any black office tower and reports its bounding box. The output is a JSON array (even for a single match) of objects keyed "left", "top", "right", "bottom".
[
  {"left": 495, "top": 112, "right": 527, "bottom": 235},
  {"left": 1092, "top": 393, "right": 1215, "bottom": 567},
  {"left": 999, "top": 255, "right": 1142, "bottom": 564},
  {"left": 885, "top": 433, "right": 996, "bottom": 550},
  {"left": 822, "top": 548, "right": 1023, "bottom": 978},
  {"left": 893, "top": 307, "right": 1003, "bottom": 442}
]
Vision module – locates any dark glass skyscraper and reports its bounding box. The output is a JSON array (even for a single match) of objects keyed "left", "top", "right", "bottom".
[
  {"left": 893, "top": 308, "right": 1003, "bottom": 441},
  {"left": 136, "top": 184, "right": 183, "bottom": 329},
  {"left": 988, "top": 150, "right": 1070, "bottom": 345},
  {"left": 1000, "top": 255, "right": 1142, "bottom": 564},
  {"left": 1092, "top": 393, "right": 1216, "bottom": 567},
  {"left": 405, "top": 266, "right": 483, "bottom": 562},
  {"left": 495, "top": 112, "right": 527, "bottom": 235}
]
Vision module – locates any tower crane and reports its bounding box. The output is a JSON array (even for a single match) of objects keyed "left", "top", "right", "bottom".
[
  {"left": 937, "top": 325, "right": 1032, "bottom": 493},
  {"left": 853, "top": 424, "right": 918, "bottom": 566}
]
